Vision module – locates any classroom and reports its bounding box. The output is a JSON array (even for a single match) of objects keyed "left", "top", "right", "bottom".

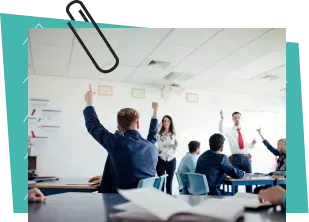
[{"left": 28, "top": 28, "right": 286, "bottom": 222}]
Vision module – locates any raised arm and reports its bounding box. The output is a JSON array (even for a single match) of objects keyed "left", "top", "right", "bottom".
[
  {"left": 83, "top": 85, "right": 114, "bottom": 152},
  {"left": 147, "top": 102, "right": 159, "bottom": 144},
  {"left": 219, "top": 110, "right": 225, "bottom": 134},
  {"left": 257, "top": 128, "right": 280, "bottom": 156},
  {"left": 221, "top": 156, "right": 246, "bottom": 179}
]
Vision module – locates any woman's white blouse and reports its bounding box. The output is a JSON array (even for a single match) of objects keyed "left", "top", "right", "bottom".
[{"left": 157, "top": 133, "right": 178, "bottom": 161}]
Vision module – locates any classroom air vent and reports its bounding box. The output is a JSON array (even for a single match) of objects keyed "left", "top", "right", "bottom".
[
  {"left": 260, "top": 75, "right": 280, "bottom": 81},
  {"left": 164, "top": 72, "right": 182, "bottom": 81},
  {"left": 147, "top": 60, "right": 171, "bottom": 69},
  {"left": 164, "top": 72, "right": 196, "bottom": 82}
]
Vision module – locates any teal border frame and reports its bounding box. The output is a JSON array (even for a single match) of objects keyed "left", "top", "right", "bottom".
[{"left": 286, "top": 43, "right": 308, "bottom": 213}]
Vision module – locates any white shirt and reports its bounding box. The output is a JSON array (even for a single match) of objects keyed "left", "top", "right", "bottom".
[
  {"left": 219, "top": 118, "right": 254, "bottom": 155},
  {"left": 157, "top": 133, "right": 178, "bottom": 161}
]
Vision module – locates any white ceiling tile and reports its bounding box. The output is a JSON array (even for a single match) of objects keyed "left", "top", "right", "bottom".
[
  {"left": 31, "top": 43, "right": 72, "bottom": 61},
  {"left": 200, "top": 28, "right": 270, "bottom": 53},
  {"left": 28, "top": 66, "right": 34, "bottom": 74},
  {"left": 162, "top": 28, "right": 221, "bottom": 48},
  {"left": 173, "top": 48, "right": 229, "bottom": 74},
  {"left": 70, "top": 47, "right": 115, "bottom": 69},
  {"left": 28, "top": 44, "right": 32, "bottom": 66},
  {"left": 230, "top": 48, "right": 285, "bottom": 79},
  {"left": 150, "top": 43, "right": 195, "bottom": 65},
  {"left": 29, "top": 28, "right": 73, "bottom": 47},
  {"left": 68, "top": 60, "right": 100, "bottom": 79},
  {"left": 98, "top": 66, "right": 136, "bottom": 81},
  {"left": 33, "top": 58, "right": 68, "bottom": 76},
  {"left": 131, "top": 67, "right": 168, "bottom": 80},
  {"left": 260, "top": 28, "right": 286, "bottom": 42},
  {"left": 198, "top": 38, "right": 285, "bottom": 78},
  {"left": 73, "top": 28, "right": 126, "bottom": 50},
  {"left": 68, "top": 62, "right": 135, "bottom": 81}
]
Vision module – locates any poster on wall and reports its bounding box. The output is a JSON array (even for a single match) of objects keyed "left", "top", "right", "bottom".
[
  {"left": 186, "top": 93, "right": 198, "bottom": 103},
  {"left": 132, "top": 88, "right": 146, "bottom": 99},
  {"left": 98, "top": 85, "right": 113, "bottom": 96}
]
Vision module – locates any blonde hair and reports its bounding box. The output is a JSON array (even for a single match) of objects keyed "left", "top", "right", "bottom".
[{"left": 278, "top": 138, "right": 286, "bottom": 144}]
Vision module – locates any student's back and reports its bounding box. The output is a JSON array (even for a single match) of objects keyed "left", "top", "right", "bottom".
[
  {"left": 195, "top": 134, "right": 246, "bottom": 196},
  {"left": 177, "top": 141, "right": 200, "bottom": 174},
  {"left": 83, "top": 87, "right": 159, "bottom": 189},
  {"left": 111, "top": 130, "right": 158, "bottom": 188}
]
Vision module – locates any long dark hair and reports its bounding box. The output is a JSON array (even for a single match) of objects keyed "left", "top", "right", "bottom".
[{"left": 159, "top": 115, "right": 175, "bottom": 135}]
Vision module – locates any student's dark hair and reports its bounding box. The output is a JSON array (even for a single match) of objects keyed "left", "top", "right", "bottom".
[
  {"left": 117, "top": 108, "right": 139, "bottom": 131},
  {"left": 159, "top": 115, "right": 175, "bottom": 135},
  {"left": 209, "top": 133, "right": 225, "bottom": 152},
  {"left": 188, "top": 141, "right": 200, "bottom": 153},
  {"left": 232, "top": 112, "right": 241, "bottom": 117}
]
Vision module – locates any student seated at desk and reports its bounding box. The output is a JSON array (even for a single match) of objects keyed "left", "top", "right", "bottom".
[
  {"left": 254, "top": 128, "right": 286, "bottom": 194},
  {"left": 177, "top": 141, "right": 200, "bottom": 174},
  {"left": 195, "top": 133, "right": 246, "bottom": 196},
  {"left": 28, "top": 188, "right": 45, "bottom": 202},
  {"left": 258, "top": 186, "right": 286, "bottom": 209},
  {"left": 83, "top": 85, "right": 159, "bottom": 190}
]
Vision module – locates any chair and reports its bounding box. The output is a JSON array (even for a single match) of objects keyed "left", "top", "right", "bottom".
[
  {"left": 184, "top": 173, "right": 209, "bottom": 195},
  {"left": 155, "top": 174, "right": 168, "bottom": 190},
  {"left": 137, "top": 176, "right": 159, "bottom": 188},
  {"left": 175, "top": 173, "right": 187, "bottom": 194}
]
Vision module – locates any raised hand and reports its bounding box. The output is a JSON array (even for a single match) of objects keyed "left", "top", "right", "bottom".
[
  {"left": 152, "top": 102, "right": 158, "bottom": 110},
  {"left": 84, "top": 84, "right": 94, "bottom": 105},
  {"left": 252, "top": 138, "right": 257, "bottom": 145},
  {"left": 257, "top": 127, "right": 262, "bottom": 135},
  {"left": 220, "top": 110, "right": 224, "bottom": 118}
]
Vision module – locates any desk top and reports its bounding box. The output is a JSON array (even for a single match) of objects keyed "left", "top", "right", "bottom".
[
  {"left": 28, "top": 178, "right": 99, "bottom": 190},
  {"left": 28, "top": 193, "right": 285, "bottom": 222},
  {"left": 224, "top": 177, "right": 274, "bottom": 182}
]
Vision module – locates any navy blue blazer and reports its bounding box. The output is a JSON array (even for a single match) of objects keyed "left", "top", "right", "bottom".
[
  {"left": 83, "top": 106, "right": 158, "bottom": 190},
  {"left": 195, "top": 150, "right": 246, "bottom": 195}
]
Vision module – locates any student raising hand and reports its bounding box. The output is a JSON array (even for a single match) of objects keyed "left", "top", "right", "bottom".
[
  {"left": 28, "top": 188, "right": 45, "bottom": 202},
  {"left": 84, "top": 84, "right": 95, "bottom": 105}
]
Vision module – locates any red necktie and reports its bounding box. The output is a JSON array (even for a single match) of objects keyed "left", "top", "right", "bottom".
[{"left": 237, "top": 129, "right": 244, "bottom": 150}]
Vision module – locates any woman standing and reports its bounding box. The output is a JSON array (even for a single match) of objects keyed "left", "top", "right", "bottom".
[{"left": 156, "top": 115, "right": 178, "bottom": 195}]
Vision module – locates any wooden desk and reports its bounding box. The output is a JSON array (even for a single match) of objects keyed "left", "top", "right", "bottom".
[
  {"left": 28, "top": 178, "right": 99, "bottom": 196},
  {"left": 28, "top": 193, "right": 285, "bottom": 222},
  {"left": 224, "top": 177, "right": 275, "bottom": 195}
]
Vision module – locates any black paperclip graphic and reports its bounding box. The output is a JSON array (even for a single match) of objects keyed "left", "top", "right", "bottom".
[{"left": 66, "top": 0, "right": 119, "bottom": 73}]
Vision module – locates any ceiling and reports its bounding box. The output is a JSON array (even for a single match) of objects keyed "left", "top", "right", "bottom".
[{"left": 28, "top": 28, "right": 286, "bottom": 98}]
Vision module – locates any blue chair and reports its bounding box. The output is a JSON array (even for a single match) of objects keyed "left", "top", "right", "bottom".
[
  {"left": 175, "top": 173, "right": 187, "bottom": 194},
  {"left": 155, "top": 174, "right": 168, "bottom": 190},
  {"left": 137, "top": 176, "right": 159, "bottom": 188},
  {"left": 184, "top": 173, "right": 209, "bottom": 195}
]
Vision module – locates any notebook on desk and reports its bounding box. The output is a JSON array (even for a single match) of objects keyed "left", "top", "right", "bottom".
[{"left": 109, "top": 188, "right": 244, "bottom": 222}]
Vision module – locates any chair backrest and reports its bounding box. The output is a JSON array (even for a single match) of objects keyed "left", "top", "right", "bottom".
[
  {"left": 184, "top": 173, "right": 209, "bottom": 195},
  {"left": 154, "top": 174, "right": 168, "bottom": 190},
  {"left": 175, "top": 173, "right": 186, "bottom": 191},
  {"left": 137, "top": 176, "right": 159, "bottom": 188}
]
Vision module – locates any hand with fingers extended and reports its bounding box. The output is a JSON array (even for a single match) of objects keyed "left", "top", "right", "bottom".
[{"left": 85, "top": 84, "right": 95, "bottom": 105}]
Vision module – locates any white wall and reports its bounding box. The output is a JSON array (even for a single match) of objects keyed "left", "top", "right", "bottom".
[{"left": 29, "top": 75, "right": 285, "bottom": 193}]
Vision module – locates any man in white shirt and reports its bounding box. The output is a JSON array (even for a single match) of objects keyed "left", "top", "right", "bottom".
[{"left": 219, "top": 110, "right": 256, "bottom": 192}]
